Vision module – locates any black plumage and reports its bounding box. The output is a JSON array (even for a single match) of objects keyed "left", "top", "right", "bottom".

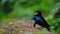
[{"left": 33, "top": 11, "right": 50, "bottom": 31}]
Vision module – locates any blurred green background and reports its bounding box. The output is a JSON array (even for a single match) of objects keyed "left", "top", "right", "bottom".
[{"left": 0, "top": 0, "right": 60, "bottom": 34}]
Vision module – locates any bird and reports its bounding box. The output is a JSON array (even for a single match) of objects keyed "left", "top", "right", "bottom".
[{"left": 33, "top": 10, "right": 50, "bottom": 31}]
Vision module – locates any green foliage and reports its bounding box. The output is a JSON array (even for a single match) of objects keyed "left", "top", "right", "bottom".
[
  {"left": 0, "top": 9, "right": 4, "bottom": 21},
  {"left": 1, "top": 0, "right": 56, "bottom": 20}
]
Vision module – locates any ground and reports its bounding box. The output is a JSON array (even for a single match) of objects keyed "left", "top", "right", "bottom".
[{"left": 0, "top": 19, "right": 56, "bottom": 34}]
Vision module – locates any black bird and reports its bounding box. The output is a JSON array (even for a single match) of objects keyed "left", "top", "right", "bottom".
[{"left": 33, "top": 10, "right": 50, "bottom": 31}]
